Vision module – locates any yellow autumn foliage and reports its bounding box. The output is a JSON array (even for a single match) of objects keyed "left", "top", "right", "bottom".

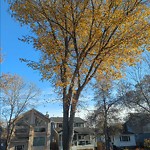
[{"left": 8, "top": 0, "right": 150, "bottom": 89}]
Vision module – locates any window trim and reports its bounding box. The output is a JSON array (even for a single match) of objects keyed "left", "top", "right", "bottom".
[{"left": 120, "top": 135, "right": 130, "bottom": 142}]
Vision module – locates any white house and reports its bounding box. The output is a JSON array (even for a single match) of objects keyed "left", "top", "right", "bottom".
[
  {"left": 110, "top": 113, "right": 150, "bottom": 148},
  {"left": 111, "top": 133, "right": 136, "bottom": 148}
]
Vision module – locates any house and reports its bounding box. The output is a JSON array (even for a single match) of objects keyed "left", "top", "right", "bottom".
[
  {"left": 96, "top": 123, "right": 137, "bottom": 149},
  {"left": 9, "top": 109, "right": 50, "bottom": 150},
  {"left": 125, "top": 113, "right": 150, "bottom": 147},
  {"left": 50, "top": 117, "right": 96, "bottom": 150},
  {"left": 111, "top": 113, "right": 150, "bottom": 148},
  {"left": 110, "top": 125, "right": 136, "bottom": 148},
  {"left": 95, "top": 122, "right": 136, "bottom": 149}
]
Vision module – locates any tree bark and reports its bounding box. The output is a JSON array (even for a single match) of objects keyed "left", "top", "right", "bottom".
[
  {"left": 70, "top": 92, "right": 80, "bottom": 148},
  {"left": 63, "top": 100, "right": 70, "bottom": 150},
  {"left": 104, "top": 119, "right": 110, "bottom": 150},
  {"left": 103, "top": 94, "right": 110, "bottom": 150},
  {"left": 62, "top": 91, "right": 80, "bottom": 150}
]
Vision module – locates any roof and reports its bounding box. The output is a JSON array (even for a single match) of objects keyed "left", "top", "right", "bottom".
[
  {"left": 122, "top": 123, "right": 134, "bottom": 134},
  {"left": 14, "top": 109, "right": 50, "bottom": 123},
  {"left": 125, "top": 113, "right": 150, "bottom": 133},
  {"left": 56, "top": 127, "right": 94, "bottom": 135},
  {"left": 108, "top": 123, "right": 134, "bottom": 135},
  {"left": 74, "top": 127, "right": 94, "bottom": 135},
  {"left": 50, "top": 117, "right": 85, "bottom": 123}
]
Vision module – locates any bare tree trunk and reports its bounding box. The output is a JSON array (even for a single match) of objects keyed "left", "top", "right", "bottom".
[
  {"left": 62, "top": 92, "right": 79, "bottom": 150},
  {"left": 6, "top": 126, "right": 12, "bottom": 150},
  {"left": 6, "top": 123, "right": 12, "bottom": 150},
  {"left": 103, "top": 95, "right": 110, "bottom": 150},
  {"left": 104, "top": 113, "right": 110, "bottom": 150},
  {"left": 63, "top": 100, "right": 70, "bottom": 150},
  {"left": 6, "top": 137, "right": 9, "bottom": 150}
]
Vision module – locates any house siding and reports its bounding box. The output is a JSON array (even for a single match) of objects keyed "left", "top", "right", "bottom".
[
  {"left": 9, "top": 109, "right": 50, "bottom": 150},
  {"left": 113, "top": 134, "right": 136, "bottom": 147}
]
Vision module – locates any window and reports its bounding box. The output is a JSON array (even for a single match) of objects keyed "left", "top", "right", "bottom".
[
  {"left": 78, "top": 135, "right": 84, "bottom": 140},
  {"left": 86, "top": 141, "right": 91, "bottom": 145},
  {"left": 34, "top": 127, "right": 46, "bottom": 132},
  {"left": 120, "top": 136, "right": 130, "bottom": 141},
  {"left": 15, "top": 128, "right": 28, "bottom": 133},
  {"left": 24, "top": 115, "right": 30, "bottom": 123},
  {"left": 35, "top": 116, "right": 46, "bottom": 126},
  {"left": 57, "top": 123, "right": 63, "bottom": 128},
  {"left": 73, "top": 134, "right": 77, "bottom": 140},
  {"left": 15, "top": 145, "right": 24, "bottom": 150},
  {"left": 33, "top": 137, "right": 45, "bottom": 146},
  {"left": 74, "top": 123, "right": 84, "bottom": 127},
  {"left": 78, "top": 141, "right": 86, "bottom": 145},
  {"left": 16, "top": 120, "right": 24, "bottom": 126}
]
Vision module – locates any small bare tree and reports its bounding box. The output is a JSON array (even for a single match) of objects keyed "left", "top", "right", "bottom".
[
  {"left": 0, "top": 73, "right": 40, "bottom": 150},
  {"left": 120, "top": 75, "right": 150, "bottom": 114},
  {"left": 88, "top": 77, "right": 122, "bottom": 150},
  {"left": 118, "top": 52, "right": 150, "bottom": 114}
]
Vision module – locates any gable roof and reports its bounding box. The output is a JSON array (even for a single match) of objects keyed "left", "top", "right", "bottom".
[
  {"left": 14, "top": 109, "right": 50, "bottom": 123},
  {"left": 122, "top": 123, "right": 134, "bottom": 134},
  {"left": 50, "top": 117, "right": 85, "bottom": 123},
  {"left": 126, "top": 113, "right": 150, "bottom": 133}
]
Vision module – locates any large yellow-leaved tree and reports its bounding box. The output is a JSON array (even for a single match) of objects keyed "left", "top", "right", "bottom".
[{"left": 7, "top": 0, "right": 150, "bottom": 149}]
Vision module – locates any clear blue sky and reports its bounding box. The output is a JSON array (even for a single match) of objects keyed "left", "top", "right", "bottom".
[{"left": 0, "top": 1, "right": 64, "bottom": 117}]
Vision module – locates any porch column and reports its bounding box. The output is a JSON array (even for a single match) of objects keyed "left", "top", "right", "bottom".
[
  {"left": 46, "top": 122, "right": 51, "bottom": 150},
  {"left": 77, "top": 133, "right": 79, "bottom": 146},
  {"left": 28, "top": 126, "right": 34, "bottom": 150}
]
